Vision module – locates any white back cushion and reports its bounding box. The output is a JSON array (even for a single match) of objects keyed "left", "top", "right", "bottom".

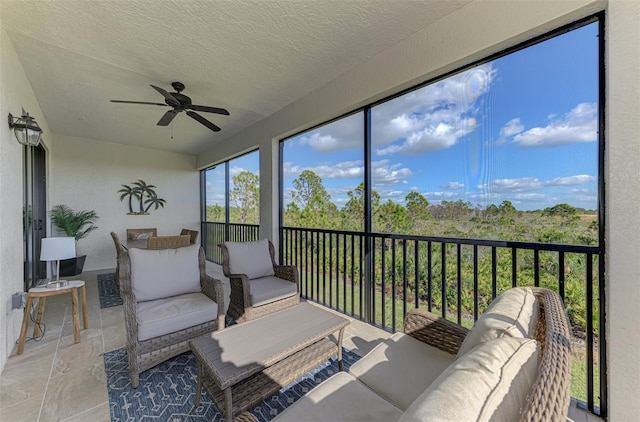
[
  {"left": 130, "top": 244, "right": 201, "bottom": 302},
  {"left": 458, "top": 287, "right": 539, "bottom": 357},
  {"left": 399, "top": 337, "right": 540, "bottom": 422},
  {"left": 223, "top": 239, "right": 275, "bottom": 279}
]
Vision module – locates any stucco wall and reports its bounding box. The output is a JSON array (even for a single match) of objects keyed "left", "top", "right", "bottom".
[
  {"left": 197, "top": 0, "right": 640, "bottom": 419},
  {"left": 48, "top": 134, "right": 200, "bottom": 272},
  {"left": 606, "top": 0, "right": 640, "bottom": 419},
  {"left": 0, "top": 25, "right": 52, "bottom": 370}
]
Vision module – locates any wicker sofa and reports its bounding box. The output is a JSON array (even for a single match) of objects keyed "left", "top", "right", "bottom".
[
  {"left": 119, "top": 244, "right": 225, "bottom": 387},
  {"left": 273, "top": 287, "right": 572, "bottom": 422}
]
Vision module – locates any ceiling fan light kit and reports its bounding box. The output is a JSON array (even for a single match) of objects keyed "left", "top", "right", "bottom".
[{"left": 110, "top": 82, "right": 229, "bottom": 132}]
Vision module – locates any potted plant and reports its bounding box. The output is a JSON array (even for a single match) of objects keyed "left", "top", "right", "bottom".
[{"left": 49, "top": 204, "right": 99, "bottom": 276}]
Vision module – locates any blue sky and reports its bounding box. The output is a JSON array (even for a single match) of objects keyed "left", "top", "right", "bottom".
[{"left": 211, "top": 22, "right": 599, "bottom": 212}]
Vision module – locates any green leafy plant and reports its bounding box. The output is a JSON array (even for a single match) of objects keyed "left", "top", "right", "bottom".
[{"left": 49, "top": 204, "right": 99, "bottom": 241}]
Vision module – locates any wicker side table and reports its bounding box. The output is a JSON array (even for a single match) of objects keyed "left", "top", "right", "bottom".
[{"left": 17, "top": 280, "right": 88, "bottom": 355}]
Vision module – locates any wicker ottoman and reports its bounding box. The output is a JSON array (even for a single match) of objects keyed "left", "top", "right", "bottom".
[{"left": 190, "top": 303, "right": 350, "bottom": 420}]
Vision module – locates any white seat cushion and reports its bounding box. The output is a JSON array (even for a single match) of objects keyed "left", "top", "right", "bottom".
[
  {"left": 223, "top": 239, "right": 275, "bottom": 279},
  {"left": 349, "top": 332, "right": 455, "bottom": 410},
  {"left": 272, "top": 372, "right": 403, "bottom": 422},
  {"left": 457, "top": 287, "right": 539, "bottom": 357},
  {"left": 136, "top": 292, "right": 218, "bottom": 341},
  {"left": 130, "top": 244, "right": 201, "bottom": 302},
  {"left": 249, "top": 276, "right": 297, "bottom": 307},
  {"left": 399, "top": 337, "right": 540, "bottom": 422}
]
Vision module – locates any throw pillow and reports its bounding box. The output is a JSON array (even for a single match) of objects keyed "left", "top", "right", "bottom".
[
  {"left": 223, "top": 239, "right": 275, "bottom": 279},
  {"left": 399, "top": 337, "right": 540, "bottom": 422},
  {"left": 130, "top": 244, "right": 201, "bottom": 302},
  {"left": 457, "top": 287, "right": 539, "bottom": 357}
]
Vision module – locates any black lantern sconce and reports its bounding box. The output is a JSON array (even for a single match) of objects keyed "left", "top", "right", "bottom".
[{"left": 8, "top": 108, "right": 43, "bottom": 147}]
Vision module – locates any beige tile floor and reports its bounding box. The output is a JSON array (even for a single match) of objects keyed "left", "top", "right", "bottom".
[{"left": 0, "top": 267, "right": 601, "bottom": 422}]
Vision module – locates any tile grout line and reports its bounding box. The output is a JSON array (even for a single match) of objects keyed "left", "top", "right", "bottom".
[{"left": 37, "top": 302, "right": 68, "bottom": 422}]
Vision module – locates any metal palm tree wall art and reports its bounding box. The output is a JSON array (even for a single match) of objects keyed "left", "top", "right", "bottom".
[{"left": 118, "top": 180, "right": 166, "bottom": 215}]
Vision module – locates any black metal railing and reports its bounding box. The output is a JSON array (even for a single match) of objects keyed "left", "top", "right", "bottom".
[
  {"left": 201, "top": 222, "right": 260, "bottom": 264},
  {"left": 280, "top": 226, "right": 605, "bottom": 415}
]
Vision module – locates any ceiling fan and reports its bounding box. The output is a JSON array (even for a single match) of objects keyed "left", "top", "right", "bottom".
[{"left": 110, "top": 81, "right": 229, "bottom": 132}]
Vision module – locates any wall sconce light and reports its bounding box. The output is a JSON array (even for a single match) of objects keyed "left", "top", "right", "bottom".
[{"left": 8, "top": 108, "right": 43, "bottom": 147}]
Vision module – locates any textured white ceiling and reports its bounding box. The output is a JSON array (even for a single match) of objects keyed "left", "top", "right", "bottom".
[{"left": 1, "top": 0, "right": 471, "bottom": 155}]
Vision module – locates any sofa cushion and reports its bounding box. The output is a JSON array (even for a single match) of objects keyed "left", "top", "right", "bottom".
[
  {"left": 223, "top": 239, "right": 275, "bottom": 279},
  {"left": 250, "top": 276, "right": 298, "bottom": 307},
  {"left": 136, "top": 292, "right": 218, "bottom": 341},
  {"left": 457, "top": 287, "right": 539, "bottom": 357},
  {"left": 272, "top": 372, "right": 403, "bottom": 422},
  {"left": 399, "top": 337, "right": 539, "bottom": 422},
  {"left": 349, "top": 332, "right": 455, "bottom": 410},
  {"left": 130, "top": 244, "right": 201, "bottom": 302}
]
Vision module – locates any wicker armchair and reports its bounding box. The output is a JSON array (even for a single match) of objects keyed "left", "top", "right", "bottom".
[
  {"left": 126, "top": 228, "right": 157, "bottom": 240},
  {"left": 219, "top": 239, "right": 299, "bottom": 322},
  {"left": 147, "top": 234, "right": 191, "bottom": 249},
  {"left": 119, "top": 245, "right": 225, "bottom": 387},
  {"left": 180, "top": 228, "right": 199, "bottom": 244},
  {"left": 110, "top": 232, "right": 124, "bottom": 286}
]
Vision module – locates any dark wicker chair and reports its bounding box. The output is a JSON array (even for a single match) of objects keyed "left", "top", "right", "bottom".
[
  {"left": 119, "top": 246, "right": 225, "bottom": 387},
  {"left": 219, "top": 240, "right": 299, "bottom": 322},
  {"left": 180, "top": 228, "right": 199, "bottom": 244},
  {"left": 110, "top": 232, "right": 123, "bottom": 286}
]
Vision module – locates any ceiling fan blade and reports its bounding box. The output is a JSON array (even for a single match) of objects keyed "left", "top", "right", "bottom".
[
  {"left": 187, "top": 111, "right": 221, "bottom": 132},
  {"left": 110, "top": 100, "right": 168, "bottom": 106},
  {"left": 188, "top": 104, "right": 230, "bottom": 115},
  {"left": 157, "top": 110, "right": 179, "bottom": 126},
  {"left": 150, "top": 85, "right": 180, "bottom": 107}
]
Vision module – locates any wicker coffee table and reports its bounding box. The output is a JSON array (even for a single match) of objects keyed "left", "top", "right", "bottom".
[{"left": 189, "top": 303, "right": 350, "bottom": 420}]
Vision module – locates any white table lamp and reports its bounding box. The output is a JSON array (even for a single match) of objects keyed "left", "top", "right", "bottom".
[{"left": 40, "top": 237, "right": 76, "bottom": 285}]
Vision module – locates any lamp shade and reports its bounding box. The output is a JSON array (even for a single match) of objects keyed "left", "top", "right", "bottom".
[{"left": 40, "top": 237, "right": 76, "bottom": 261}]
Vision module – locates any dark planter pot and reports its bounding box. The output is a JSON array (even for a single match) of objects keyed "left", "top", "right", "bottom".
[{"left": 59, "top": 255, "right": 87, "bottom": 277}]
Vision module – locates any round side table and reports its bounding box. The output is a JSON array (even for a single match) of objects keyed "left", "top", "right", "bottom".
[{"left": 17, "top": 280, "right": 88, "bottom": 355}]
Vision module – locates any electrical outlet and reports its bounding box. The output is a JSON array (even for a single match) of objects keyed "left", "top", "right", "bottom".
[{"left": 12, "top": 292, "right": 26, "bottom": 310}]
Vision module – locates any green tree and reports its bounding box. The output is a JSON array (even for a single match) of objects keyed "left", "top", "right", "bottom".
[
  {"left": 405, "top": 191, "right": 431, "bottom": 226},
  {"left": 342, "top": 182, "right": 380, "bottom": 231},
  {"left": 377, "top": 200, "right": 410, "bottom": 233},
  {"left": 543, "top": 203, "right": 580, "bottom": 227},
  {"left": 291, "top": 170, "right": 331, "bottom": 211},
  {"left": 290, "top": 170, "right": 338, "bottom": 228},
  {"left": 206, "top": 204, "right": 225, "bottom": 222},
  {"left": 230, "top": 171, "right": 259, "bottom": 224}
]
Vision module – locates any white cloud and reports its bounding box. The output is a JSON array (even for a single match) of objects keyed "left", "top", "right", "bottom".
[
  {"left": 372, "top": 160, "right": 413, "bottom": 185},
  {"left": 372, "top": 64, "right": 495, "bottom": 156},
  {"left": 512, "top": 103, "right": 597, "bottom": 147},
  {"left": 442, "top": 181, "right": 465, "bottom": 190},
  {"left": 283, "top": 159, "right": 412, "bottom": 186},
  {"left": 499, "top": 118, "right": 524, "bottom": 139},
  {"left": 544, "top": 175, "right": 596, "bottom": 186},
  {"left": 229, "top": 165, "right": 257, "bottom": 177},
  {"left": 478, "top": 177, "right": 543, "bottom": 193},
  {"left": 288, "top": 64, "right": 496, "bottom": 156},
  {"left": 293, "top": 114, "right": 363, "bottom": 152},
  {"left": 513, "top": 193, "right": 553, "bottom": 203}
]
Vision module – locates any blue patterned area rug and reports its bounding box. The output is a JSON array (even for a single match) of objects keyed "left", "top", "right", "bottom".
[
  {"left": 98, "top": 272, "right": 122, "bottom": 308},
  {"left": 104, "top": 347, "right": 361, "bottom": 421}
]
